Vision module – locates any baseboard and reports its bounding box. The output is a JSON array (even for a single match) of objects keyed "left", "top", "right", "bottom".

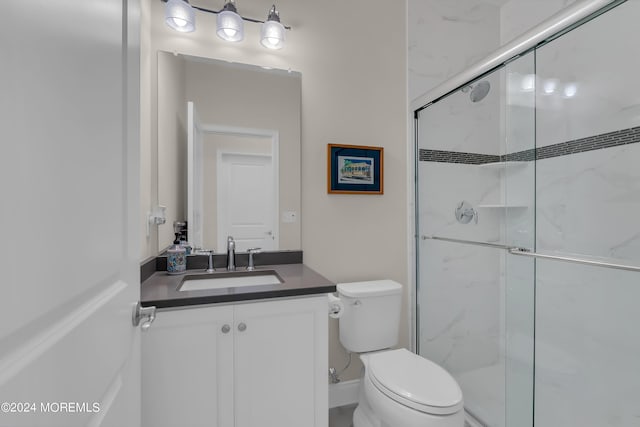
[{"left": 329, "top": 379, "right": 361, "bottom": 408}]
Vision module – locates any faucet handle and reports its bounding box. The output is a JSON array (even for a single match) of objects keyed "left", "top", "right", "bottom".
[
  {"left": 206, "top": 250, "right": 215, "bottom": 273},
  {"left": 247, "top": 248, "right": 262, "bottom": 271}
]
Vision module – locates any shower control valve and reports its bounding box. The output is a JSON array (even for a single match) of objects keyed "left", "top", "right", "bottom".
[{"left": 455, "top": 201, "right": 478, "bottom": 225}]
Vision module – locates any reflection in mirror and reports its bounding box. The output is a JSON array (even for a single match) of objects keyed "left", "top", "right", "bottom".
[{"left": 157, "top": 51, "right": 302, "bottom": 253}]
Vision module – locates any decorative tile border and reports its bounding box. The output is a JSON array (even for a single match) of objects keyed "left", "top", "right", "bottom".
[
  {"left": 501, "top": 149, "right": 535, "bottom": 162},
  {"left": 535, "top": 126, "right": 640, "bottom": 160},
  {"left": 419, "top": 126, "right": 640, "bottom": 164},
  {"left": 419, "top": 149, "right": 500, "bottom": 165}
]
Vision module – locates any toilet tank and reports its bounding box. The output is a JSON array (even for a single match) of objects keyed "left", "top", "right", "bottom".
[{"left": 337, "top": 280, "right": 402, "bottom": 353}]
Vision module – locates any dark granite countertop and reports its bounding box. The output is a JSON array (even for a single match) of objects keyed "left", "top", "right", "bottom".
[{"left": 141, "top": 263, "right": 336, "bottom": 309}]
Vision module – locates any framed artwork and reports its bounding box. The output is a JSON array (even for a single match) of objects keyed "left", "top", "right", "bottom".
[{"left": 327, "top": 144, "right": 384, "bottom": 194}]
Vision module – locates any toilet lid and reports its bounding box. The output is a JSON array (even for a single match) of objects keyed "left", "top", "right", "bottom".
[{"left": 368, "top": 349, "right": 463, "bottom": 415}]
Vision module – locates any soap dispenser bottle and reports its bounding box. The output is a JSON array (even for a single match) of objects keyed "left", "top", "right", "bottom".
[{"left": 167, "top": 233, "right": 186, "bottom": 275}]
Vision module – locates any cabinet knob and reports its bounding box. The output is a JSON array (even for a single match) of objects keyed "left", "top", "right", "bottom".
[
  {"left": 237, "top": 322, "right": 247, "bottom": 332},
  {"left": 221, "top": 324, "right": 231, "bottom": 334}
]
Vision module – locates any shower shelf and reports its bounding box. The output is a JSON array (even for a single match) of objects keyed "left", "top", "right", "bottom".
[
  {"left": 478, "top": 204, "right": 528, "bottom": 209},
  {"left": 478, "top": 161, "right": 528, "bottom": 169}
]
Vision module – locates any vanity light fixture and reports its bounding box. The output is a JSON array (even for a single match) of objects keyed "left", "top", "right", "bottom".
[
  {"left": 260, "top": 5, "right": 285, "bottom": 50},
  {"left": 521, "top": 74, "right": 536, "bottom": 92},
  {"left": 164, "top": 0, "right": 196, "bottom": 33},
  {"left": 216, "top": 0, "right": 244, "bottom": 42},
  {"left": 162, "top": 0, "right": 290, "bottom": 49},
  {"left": 563, "top": 82, "right": 578, "bottom": 98},
  {"left": 542, "top": 78, "right": 559, "bottom": 95}
]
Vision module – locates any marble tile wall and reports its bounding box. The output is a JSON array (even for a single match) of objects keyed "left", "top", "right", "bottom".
[
  {"left": 417, "top": 61, "right": 534, "bottom": 427},
  {"left": 534, "top": 1, "right": 640, "bottom": 148},
  {"left": 417, "top": 70, "right": 502, "bottom": 155},
  {"left": 408, "top": 0, "right": 501, "bottom": 102},
  {"left": 417, "top": 159, "right": 502, "bottom": 407},
  {"left": 535, "top": 261, "right": 640, "bottom": 425},
  {"left": 534, "top": 144, "right": 640, "bottom": 426},
  {"left": 408, "top": 0, "right": 575, "bottom": 102},
  {"left": 500, "top": 0, "right": 576, "bottom": 44}
]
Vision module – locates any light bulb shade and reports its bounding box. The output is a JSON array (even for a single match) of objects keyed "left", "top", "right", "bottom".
[
  {"left": 165, "top": 0, "right": 195, "bottom": 33},
  {"left": 260, "top": 20, "right": 285, "bottom": 49},
  {"left": 217, "top": 10, "right": 244, "bottom": 42}
]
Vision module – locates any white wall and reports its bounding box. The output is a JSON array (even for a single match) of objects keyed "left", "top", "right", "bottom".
[
  {"left": 141, "top": 0, "right": 408, "bottom": 381},
  {"left": 157, "top": 52, "right": 187, "bottom": 250},
  {"left": 140, "top": 0, "right": 155, "bottom": 262}
]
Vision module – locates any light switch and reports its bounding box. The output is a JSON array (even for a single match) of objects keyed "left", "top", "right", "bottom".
[{"left": 282, "top": 211, "right": 297, "bottom": 223}]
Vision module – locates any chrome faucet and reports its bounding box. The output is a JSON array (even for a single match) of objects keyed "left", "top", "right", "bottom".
[{"left": 227, "top": 236, "right": 236, "bottom": 271}]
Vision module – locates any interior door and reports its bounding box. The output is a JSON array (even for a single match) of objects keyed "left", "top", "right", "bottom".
[
  {"left": 0, "top": 1, "right": 141, "bottom": 426},
  {"left": 217, "top": 153, "right": 276, "bottom": 251}
]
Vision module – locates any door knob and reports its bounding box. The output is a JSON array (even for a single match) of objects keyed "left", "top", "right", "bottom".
[
  {"left": 221, "top": 324, "right": 231, "bottom": 334},
  {"left": 237, "top": 322, "right": 247, "bottom": 332},
  {"left": 132, "top": 302, "right": 156, "bottom": 330}
]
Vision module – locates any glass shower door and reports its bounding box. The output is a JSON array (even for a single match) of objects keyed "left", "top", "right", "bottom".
[
  {"left": 532, "top": 1, "right": 640, "bottom": 425},
  {"left": 415, "top": 52, "right": 535, "bottom": 427}
]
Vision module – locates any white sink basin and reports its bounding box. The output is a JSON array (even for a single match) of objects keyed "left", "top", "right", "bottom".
[{"left": 179, "top": 271, "right": 282, "bottom": 292}]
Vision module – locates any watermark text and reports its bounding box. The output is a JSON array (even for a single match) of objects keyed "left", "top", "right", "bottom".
[{"left": 1, "top": 402, "right": 100, "bottom": 414}]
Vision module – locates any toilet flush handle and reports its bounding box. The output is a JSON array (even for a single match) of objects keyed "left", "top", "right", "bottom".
[{"left": 352, "top": 300, "right": 362, "bottom": 307}]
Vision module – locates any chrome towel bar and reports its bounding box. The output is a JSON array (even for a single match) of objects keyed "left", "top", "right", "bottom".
[
  {"left": 508, "top": 248, "right": 640, "bottom": 273},
  {"left": 420, "top": 235, "right": 527, "bottom": 251},
  {"left": 421, "top": 235, "right": 640, "bottom": 273}
]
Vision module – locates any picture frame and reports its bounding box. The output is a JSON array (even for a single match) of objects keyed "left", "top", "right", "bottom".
[{"left": 327, "top": 144, "right": 384, "bottom": 194}]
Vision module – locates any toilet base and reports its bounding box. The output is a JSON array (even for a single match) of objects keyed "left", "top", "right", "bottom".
[
  {"left": 353, "top": 394, "right": 465, "bottom": 427},
  {"left": 352, "top": 356, "right": 465, "bottom": 427},
  {"left": 353, "top": 405, "right": 376, "bottom": 427}
]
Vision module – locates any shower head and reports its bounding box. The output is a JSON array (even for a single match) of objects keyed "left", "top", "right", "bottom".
[{"left": 462, "top": 80, "right": 491, "bottom": 103}]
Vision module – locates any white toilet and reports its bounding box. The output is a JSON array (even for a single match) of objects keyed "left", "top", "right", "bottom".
[{"left": 336, "top": 280, "right": 464, "bottom": 427}]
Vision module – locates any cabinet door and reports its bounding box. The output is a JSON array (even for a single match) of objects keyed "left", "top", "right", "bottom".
[
  {"left": 142, "top": 305, "right": 234, "bottom": 427},
  {"left": 234, "top": 296, "right": 328, "bottom": 427}
]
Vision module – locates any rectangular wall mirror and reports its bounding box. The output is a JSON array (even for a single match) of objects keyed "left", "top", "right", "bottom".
[{"left": 157, "top": 51, "right": 302, "bottom": 253}]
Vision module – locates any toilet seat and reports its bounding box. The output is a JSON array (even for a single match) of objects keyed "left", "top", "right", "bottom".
[{"left": 367, "top": 349, "right": 463, "bottom": 416}]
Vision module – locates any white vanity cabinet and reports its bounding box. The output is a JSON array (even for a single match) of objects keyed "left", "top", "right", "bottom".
[{"left": 142, "top": 295, "right": 328, "bottom": 427}]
